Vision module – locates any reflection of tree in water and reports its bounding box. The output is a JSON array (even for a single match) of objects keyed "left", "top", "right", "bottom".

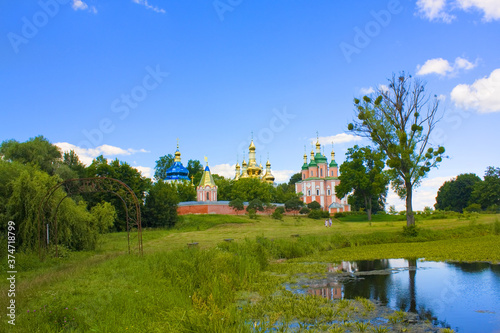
[
  {"left": 448, "top": 261, "right": 492, "bottom": 273},
  {"left": 342, "top": 260, "right": 391, "bottom": 304}
]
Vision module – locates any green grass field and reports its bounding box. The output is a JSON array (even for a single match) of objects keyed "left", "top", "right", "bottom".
[{"left": 1, "top": 213, "right": 499, "bottom": 332}]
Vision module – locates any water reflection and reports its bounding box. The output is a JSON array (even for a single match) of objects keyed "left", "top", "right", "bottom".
[{"left": 301, "top": 259, "right": 500, "bottom": 333}]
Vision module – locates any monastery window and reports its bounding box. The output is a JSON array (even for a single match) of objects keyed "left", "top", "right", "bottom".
[
  {"left": 316, "top": 189, "right": 319, "bottom": 195},
  {"left": 308, "top": 190, "right": 311, "bottom": 196},
  {"left": 327, "top": 189, "right": 331, "bottom": 195},
  {"left": 320, "top": 169, "right": 323, "bottom": 177},
  {"left": 311, "top": 171, "right": 314, "bottom": 177},
  {"left": 302, "top": 174, "right": 305, "bottom": 180},
  {"left": 207, "top": 193, "right": 210, "bottom": 201}
]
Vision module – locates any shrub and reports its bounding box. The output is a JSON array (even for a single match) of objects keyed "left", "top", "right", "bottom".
[
  {"left": 299, "top": 207, "right": 310, "bottom": 215},
  {"left": 271, "top": 207, "right": 283, "bottom": 221},
  {"left": 308, "top": 209, "right": 330, "bottom": 220},
  {"left": 402, "top": 224, "right": 419, "bottom": 237},
  {"left": 463, "top": 203, "right": 482, "bottom": 213},
  {"left": 247, "top": 208, "right": 258, "bottom": 219},
  {"left": 307, "top": 201, "right": 321, "bottom": 210}
]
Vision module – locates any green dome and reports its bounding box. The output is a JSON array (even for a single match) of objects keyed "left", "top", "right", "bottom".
[
  {"left": 314, "top": 153, "right": 327, "bottom": 164},
  {"left": 302, "top": 163, "right": 309, "bottom": 170},
  {"left": 308, "top": 159, "right": 317, "bottom": 167},
  {"left": 329, "top": 159, "right": 338, "bottom": 167}
]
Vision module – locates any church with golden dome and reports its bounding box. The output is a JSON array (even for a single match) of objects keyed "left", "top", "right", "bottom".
[{"left": 234, "top": 139, "right": 275, "bottom": 184}]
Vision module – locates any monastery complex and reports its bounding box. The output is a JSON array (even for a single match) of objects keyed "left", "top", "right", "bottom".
[{"left": 166, "top": 137, "right": 350, "bottom": 215}]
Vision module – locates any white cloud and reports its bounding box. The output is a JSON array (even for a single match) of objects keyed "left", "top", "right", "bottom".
[
  {"left": 416, "top": 57, "right": 476, "bottom": 77},
  {"left": 385, "top": 175, "right": 455, "bottom": 211},
  {"left": 417, "top": 58, "right": 453, "bottom": 76},
  {"left": 451, "top": 68, "right": 500, "bottom": 113},
  {"left": 272, "top": 170, "right": 296, "bottom": 183},
  {"left": 72, "top": 0, "right": 97, "bottom": 13},
  {"left": 360, "top": 87, "right": 375, "bottom": 95},
  {"left": 211, "top": 163, "right": 235, "bottom": 178},
  {"left": 416, "top": 0, "right": 500, "bottom": 22},
  {"left": 55, "top": 142, "right": 149, "bottom": 165},
  {"left": 456, "top": 0, "right": 500, "bottom": 21},
  {"left": 421, "top": 176, "right": 455, "bottom": 187},
  {"left": 378, "top": 84, "right": 390, "bottom": 93},
  {"left": 132, "top": 0, "right": 166, "bottom": 14},
  {"left": 312, "top": 133, "right": 362, "bottom": 146},
  {"left": 134, "top": 166, "right": 152, "bottom": 178},
  {"left": 416, "top": 0, "right": 455, "bottom": 23}
]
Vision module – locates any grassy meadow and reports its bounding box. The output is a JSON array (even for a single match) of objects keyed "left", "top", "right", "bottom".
[{"left": 1, "top": 213, "right": 499, "bottom": 332}]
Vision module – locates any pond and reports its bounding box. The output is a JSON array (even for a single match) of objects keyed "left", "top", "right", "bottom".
[{"left": 292, "top": 259, "right": 500, "bottom": 332}]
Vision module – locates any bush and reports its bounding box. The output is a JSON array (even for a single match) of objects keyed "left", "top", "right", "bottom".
[
  {"left": 463, "top": 203, "right": 482, "bottom": 213},
  {"left": 402, "top": 224, "right": 419, "bottom": 237},
  {"left": 308, "top": 209, "right": 330, "bottom": 220},
  {"left": 271, "top": 208, "right": 283, "bottom": 221},
  {"left": 307, "top": 201, "right": 321, "bottom": 210},
  {"left": 486, "top": 204, "right": 499, "bottom": 214},
  {"left": 247, "top": 208, "right": 258, "bottom": 219},
  {"left": 299, "top": 207, "right": 310, "bottom": 215}
]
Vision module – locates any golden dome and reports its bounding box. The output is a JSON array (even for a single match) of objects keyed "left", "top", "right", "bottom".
[{"left": 249, "top": 140, "right": 256, "bottom": 151}]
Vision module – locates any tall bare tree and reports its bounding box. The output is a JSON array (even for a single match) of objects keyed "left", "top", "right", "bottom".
[{"left": 348, "top": 73, "right": 445, "bottom": 226}]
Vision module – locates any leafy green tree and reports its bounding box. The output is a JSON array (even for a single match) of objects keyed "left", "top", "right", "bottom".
[
  {"left": 435, "top": 173, "right": 482, "bottom": 212},
  {"left": 347, "top": 193, "right": 387, "bottom": 214},
  {"left": 307, "top": 201, "right": 321, "bottom": 210},
  {"left": 348, "top": 73, "right": 445, "bottom": 226},
  {"left": 154, "top": 154, "right": 174, "bottom": 180},
  {"left": 143, "top": 180, "right": 179, "bottom": 228},
  {"left": 288, "top": 172, "right": 302, "bottom": 186},
  {"left": 212, "top": 174, "right": 233, "bottom": 200},
  {"left": 175, "top": 181, "right": 196, "bottom": 202},
  {"left": 86, "top": 156, "right": 151, "bottom": 230},
  {"left": 187, "top": 159, "right": 204, "bottom": 185},
  {"left": 284, "top": 197, "right": 304, "bottom": 215},
  {"left": 247, "top": 198, "right": 264, "bottom": 212},
  {"left": 229, "top": 198, "right": 244, "bottom": 214},
  {"left": 90, "top": 201, "right": 117, "bottom": 233},
  {"left": 231, "top": 178, "right": 274, "bottom": 203},
  {"left": 0, "top": 136, "right": 62, "bottom": 175},
  {"left": 62, "top": 150, "right": 87, "bottom": 178},
  {"left": 6, "top": 168, "right": 99, "bottom": 251},
  {"left": 336, "top": 145, "right": 389, "bottom": 221},
  {"left": 471, "top": 166, "right": 500, "bottom": 209}
]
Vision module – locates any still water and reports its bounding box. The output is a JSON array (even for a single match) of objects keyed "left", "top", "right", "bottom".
[{"left": 294, "top": 259, "right": 500, "bottom": 332}]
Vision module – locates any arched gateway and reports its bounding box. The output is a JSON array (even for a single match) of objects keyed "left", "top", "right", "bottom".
[{"left": 37, "top": 177, "right": 142, "bottom": 259}]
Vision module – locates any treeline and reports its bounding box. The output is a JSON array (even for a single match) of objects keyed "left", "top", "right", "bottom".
[
  {"left": 0, "top": 136, "right": 301, "bottom": 252},
  {"left": 435, "top": 167, "right": 500, "bottom": 213}
]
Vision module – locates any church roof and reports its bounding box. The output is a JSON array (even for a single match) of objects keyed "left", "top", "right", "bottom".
[
  {"left": 165, "top": 160, "right": 190, "bottom": 181},
  {"left": 314, "top": 153, "right": 328, "bottom": 164},
  {"left": 198, "top": 165, "right": 216, "bottom": 188}
]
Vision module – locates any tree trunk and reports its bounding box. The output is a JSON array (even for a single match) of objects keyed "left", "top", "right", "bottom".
[
  {"left": 365, "top": 195, "right": 372, "bottom": 222},
  {"left": 405, "top": 182, "right": 415, "bottom": 226}
]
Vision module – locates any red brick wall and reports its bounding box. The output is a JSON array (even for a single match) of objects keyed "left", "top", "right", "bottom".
[{"left": 178, "top": 203, "right": 291, "bottom": 216}]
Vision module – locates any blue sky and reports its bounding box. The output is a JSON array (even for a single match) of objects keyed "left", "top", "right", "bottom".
[{"left": 1, "top": 0, "right": 499, "bottom": 210}]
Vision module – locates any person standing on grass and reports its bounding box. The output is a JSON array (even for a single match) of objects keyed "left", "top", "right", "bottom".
[
  {"left": 325, "top": 219, "right": 328, "bottom": 227},
  {"left": 329, "top": 218, "right": 332, "bottom": 227}
]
